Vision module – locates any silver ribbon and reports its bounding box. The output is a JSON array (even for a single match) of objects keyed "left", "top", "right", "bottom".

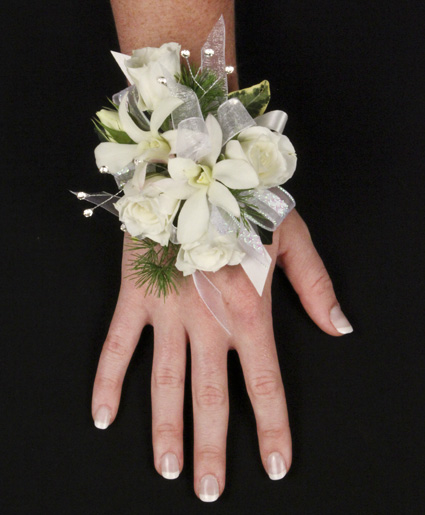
[
  {"left": 201, "top": 14, "right": 228, "bottom": 98},
  {"left": 255, "top": 110, "right": 288, "bottom": 134},
  {"left": 217, "top": 98, "right": 256, "bottom": 144}
]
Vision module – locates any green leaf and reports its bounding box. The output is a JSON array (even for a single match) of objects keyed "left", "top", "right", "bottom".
[{"left": 228, "top": 80, "right": 271, "bottom": 118}]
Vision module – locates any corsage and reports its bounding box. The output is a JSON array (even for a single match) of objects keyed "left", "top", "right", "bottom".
[{"left": 74, "top": 16, "right": 297, "bottom": 333}]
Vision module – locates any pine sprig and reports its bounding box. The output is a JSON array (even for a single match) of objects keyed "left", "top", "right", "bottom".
[
  {"left": 177, "top": 64, "right": 226, "bottom": 117},
  {"left": 125, "top": 238, "right": 181, "bottom": 298},
  {"left": 231, "top": 189, "right": 273, "bottom": 244}
]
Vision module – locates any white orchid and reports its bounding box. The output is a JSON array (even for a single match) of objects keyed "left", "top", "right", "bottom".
[
  {"left": 157, "top": 114, "right": 259, "bottom": 244},
  {"left": 94, "top": 92, "right": 182, "bottom": 188}
]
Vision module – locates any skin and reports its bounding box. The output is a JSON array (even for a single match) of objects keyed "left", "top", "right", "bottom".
[{"left": 92, "top": 0, "right": 350, "bottom": 501}]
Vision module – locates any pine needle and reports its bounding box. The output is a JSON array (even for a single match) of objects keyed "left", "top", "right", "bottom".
[{"left": 125, "top": 238, "right": 181, "bottom": 298}]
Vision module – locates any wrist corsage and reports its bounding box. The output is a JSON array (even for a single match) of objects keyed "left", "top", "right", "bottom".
[{"left": 74, "top": 16, "right": 297, "bottom": 332}]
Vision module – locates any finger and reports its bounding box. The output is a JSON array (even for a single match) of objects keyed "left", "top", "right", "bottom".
[
  {"left": 277, "top": 210, "right": 353, "bottom": 336},
  {"left": 91, "top": 287, "right": 148, "bottom": 429},
  {"left": 151, "top": 318, "right": 186, "bottom": 480},
  {"left": 190, "top": 328, "right": 229, "bottom": 502},
  {"left": 237, "top": 322, "right": 292, "bottom": 481}
]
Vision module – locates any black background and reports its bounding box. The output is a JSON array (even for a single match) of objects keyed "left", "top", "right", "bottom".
[{"left": 1, "top": 0, "right": 424, "bottom": 513}]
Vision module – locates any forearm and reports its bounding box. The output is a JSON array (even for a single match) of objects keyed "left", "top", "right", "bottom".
[{"left": 110, "top": 0, "right": 238, "bottom": 90}]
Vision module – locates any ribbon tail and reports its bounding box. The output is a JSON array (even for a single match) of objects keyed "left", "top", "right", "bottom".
[{"left": 192, "top": 270, "right": 231, "bottom": 335}]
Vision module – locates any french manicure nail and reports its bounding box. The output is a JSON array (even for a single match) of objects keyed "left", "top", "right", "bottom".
[
  {"left": 160, "top": 452, "right": 180, "bottom": 480},
  {"left": 199, "top": 474, "right": 219, "bottom": 502},
  {"left": 267, "top": 452, "right": 287, "bottom": 480},
  {"left": 330, "top": 305, "right": 353, "bottom": 334},
  {"left": 94, "top": 405, "right": 112, "bottom": 429}
]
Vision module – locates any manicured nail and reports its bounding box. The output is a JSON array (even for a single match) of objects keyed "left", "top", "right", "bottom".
[
  {"left": 94, "top": 405, "right": 112, "bottom": 429},
  {"left": 267, "top": 452, "right": 287, "bottom": 480},
  {"left": 330, "top": 305, "right": 353, "bottom": 334},
  {"left": 199, "top": 474, "right": 219, "bottom": 502},
  {"left": 160, "top": 452, "right": 180, "bottom": 480}
]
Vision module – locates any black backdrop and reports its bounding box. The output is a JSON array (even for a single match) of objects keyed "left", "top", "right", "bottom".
[{"left": 1, "top": 1, "right": 424, "bottom": 513}]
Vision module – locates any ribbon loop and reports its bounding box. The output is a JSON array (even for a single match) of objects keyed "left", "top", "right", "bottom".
[{"left": 217, "top": 98, "right": 256, "bottom": 144}]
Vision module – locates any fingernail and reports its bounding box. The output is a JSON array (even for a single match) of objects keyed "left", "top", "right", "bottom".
[
  {"left": 267, "top": 452, "right": 287, "bottom": 480},
  {"left": 160, "top": 452, "right": 180, "bottom": 480},
  {"left": 330, "top": 305, "right": 353, "bottom": 334},
  {"left": 94, "top": 405, "right": 112, "bottom": 429},
  {"left": 199, "top": 474, "right": 219, "bottom": 502}
]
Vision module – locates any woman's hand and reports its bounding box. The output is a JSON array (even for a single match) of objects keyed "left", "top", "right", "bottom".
[{"left": 91, "top": 209, "right": 352, "bottom": 502}]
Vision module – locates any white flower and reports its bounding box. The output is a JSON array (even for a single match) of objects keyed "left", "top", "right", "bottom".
[
  {"left": 96, "top": 109, "right": 125, "bottom": 139},
  {"left": 175, "top": 226, "right": 245, "bottom": 276},
  {"left": 225, "top": 126, "right": 297, "bottom": 188},
  {"left": 157, "top": 114, "right": 259, "bottom": 244},
  {"left": 114, "top": 177, "right": 179, "bottom": 245},
  {"left": 94, "top": 91, "right": 182, "bottom": 187},
  {"left": 126, "top": 42, "right": 181, "bottom": 112}
]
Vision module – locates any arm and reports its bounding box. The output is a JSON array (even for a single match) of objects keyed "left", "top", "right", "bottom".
[{"left": 91, "top": 0, "right": 353, "bottom": 503}]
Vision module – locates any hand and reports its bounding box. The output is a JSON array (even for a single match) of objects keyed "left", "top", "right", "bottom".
[{"left": 91, "top": 209, "right": 353, "bottom": 502}]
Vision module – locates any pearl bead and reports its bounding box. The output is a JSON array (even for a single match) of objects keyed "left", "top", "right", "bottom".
[
  {"left": 120, "top": 223, "right": 127, "bottom": 232},
  {"left": 225, "top": 65, "right": 234, "bottom": 74},
  {"left": 180, "top": 49, "right": 190, "bottom": 58},
  {"left": 83, "top": 209, "right": 93, "bottom": 217},
  {"left": 157, "top": 76, "right": 167, "bottom": 85},
  {"left": 77, "top": 192, "right": 87, "bottom": 200},
  {"left": 99, "top": 165, "right": 109, "bottom": 174},
  {"left": 204, "top": 48, "right": 215, "bottom": 57}
]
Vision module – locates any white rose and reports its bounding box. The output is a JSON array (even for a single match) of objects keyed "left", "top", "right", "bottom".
[
  {"left": 115, "top": 177, "right": 179, "bottom": 245},
  {"left": 126, "top": 42, "right": 181, "bottom": 112},
  {"left": 176, "top": 228, "right": 245, "bottom": 276},
  {"left": 226, "top": 126, "right": 297, "bottom": 188}
]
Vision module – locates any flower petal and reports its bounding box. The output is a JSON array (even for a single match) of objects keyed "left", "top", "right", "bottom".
[
  {"left": 162, "top": 129, "right": 178, "bottom": 154},
  {"left": 208, "top": 181, "right": 240, "bottom": 217},
  {"left": 94, "top": 142, "right": 139, "bottom": 173},
  {"left": 177, "top": 189, "right": 209, "bottom": 244},
  {"left": 118, "top": 92, "right": 149, "bottom": 142},
  {"left": 201, "top": 114, "right": 223, "bottom": 168},
  {"left": 224, "top": 140, "right": 249, "bottom": 162},
  {"left": 150, "top": 96, "right": 183, "bottom": 135},
  {"left": 168, "top": 157, "right": 199, "bottom": 181},
  {"left": 213, "top": 159, "right": 259, "bottom": 189},
  {"left": 155, "top": 178, "right": 195, "bottom": 199}
]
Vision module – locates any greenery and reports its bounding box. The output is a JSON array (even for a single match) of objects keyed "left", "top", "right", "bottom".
[
  {"left": 126, "top": 238, "right": 181, "bottom": 297},
  {"left": 177, "top": 64, "right": 226, "bottom": 117},
  {"left": 228, "top": 80, "right": 271, "bottom": 118}
]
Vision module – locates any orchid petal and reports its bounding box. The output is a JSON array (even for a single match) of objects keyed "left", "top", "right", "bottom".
[
  {"left": 208, "top": 180, "right": 240, "bottom": 217},
  {"left": 155, "top": 178, "right": 195, "bottom": 199},
  {"left": 162, "top": 129, "right": 178, "bottom": 154},
  {"left": 177, "top": 189, "right": 209, "bottom": 244},
  {"left": 150, "top": 96, "right": 183, "bottom": 135},
  {"left": 118, "top": 92, "right": 149, "bottom": 142},
  {"left": 94, "top": 142, "right": 138, "bottom": 173},
  {"left": 202, "top": 114, "right": 223, "bottom": 168},
  {"left": 213, "top": 159, "right": 259, "bottom": 189},
  {"left": 168, "top": 157, "right": 199, "bottom": 181}
]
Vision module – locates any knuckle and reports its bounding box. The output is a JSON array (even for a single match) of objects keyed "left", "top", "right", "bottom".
[
  {"left": 197, "top": 444, "right": 223, "bottom": 463},
  {"left": 249, "top": 371, "right": 281, "bottom": 400},
  {"left": 95, "top": 374, "right": 121, "bottom": 393},
  {"left": 152, "top": 366, "right": 184, "bottom": 390},
  {"left": 260, "top": 425, "right": 286, "bottom": 440},
  {"left": 154, "top": 422, "right": 182, "bottom": 441},
  {"left": 103, "top": 333, "right": 128, "bottom": 360},
  {"left": 309, "top": 269, "right": 333, "bottom": 297},
  {"left": 195, "top": 383, "right": 227, "bottom": 410}
]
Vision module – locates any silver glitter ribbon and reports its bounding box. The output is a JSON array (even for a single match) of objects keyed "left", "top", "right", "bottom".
[{"left": 201, "top": 14, "right": 228, "bottom": 98}]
